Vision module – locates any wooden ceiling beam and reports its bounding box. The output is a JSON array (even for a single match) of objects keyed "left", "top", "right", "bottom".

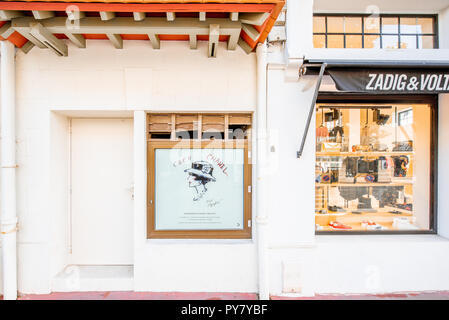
[
  {"left": 0, "top": 21, "right": 14, "bottom": 39},
  {"left": 148, "top": 34, "right": 160, "bottom": 49},
  {"left": 239, "top": 12, "right": 270, "bottom": 26},
  {"left": 19, "top": 41, "right": 34, "bottom": 54},
  {"left": 242, "top": 23, "right": 260, "bottom": 41},
  {"left": 32, "top": 10, "right": 55, "bottom": 20},
  {"left": 208, "top": 24, "right": 219, "bottom": 58},
  {"left": 133, "top": 12, "right": 146, "bottom": 21},
  {"left": 11, "top": 17, "right": 242, "bottom": 37},
  {"left": 29, "top": 22, "right": 68, "bottom": 56},
  {"left": 0, "top": 10, "right": 24, "bottom": 21},
  {"left": 65, "top": 33, "right": 86, "bottom": 48},
  {"left": 189, "top": 34, "right": 197, "bottom": 50},
  {"left": 106, "top": 33, "right": 123, "bottom": 49},
  {"left": 166, "top": 12, "right": 176, "bottom": 21},
  {"left": 100, "top": 11, "right": 116, "bottom": 21}
]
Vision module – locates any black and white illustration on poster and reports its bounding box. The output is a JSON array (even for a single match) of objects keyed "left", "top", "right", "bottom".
[{"left": 155, "top": 148, "right": 244, "bottom": 230}]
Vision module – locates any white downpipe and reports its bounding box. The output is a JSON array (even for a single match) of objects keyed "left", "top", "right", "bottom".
[
  {"left": 256, "top": 43, "right": 269, "bottom": 300},
  {"left": 0, "top": 40, "right": 18, "bottom": 300}
]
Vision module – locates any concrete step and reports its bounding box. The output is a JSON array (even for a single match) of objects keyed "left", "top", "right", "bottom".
[{"left": 51, "top": 265, "right": 133, "bottom": 292}]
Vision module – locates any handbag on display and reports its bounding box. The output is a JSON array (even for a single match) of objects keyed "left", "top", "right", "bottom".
[{"left": 321, "top": 142, "right": 341, "bottom": 152}]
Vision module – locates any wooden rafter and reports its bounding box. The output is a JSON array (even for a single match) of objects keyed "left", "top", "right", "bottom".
[
  {"left": 11, "top": 17, "right": 242, "bottom": 38},
  {"left": 0, "top": 1, "right": 285, "bottom": 53}
]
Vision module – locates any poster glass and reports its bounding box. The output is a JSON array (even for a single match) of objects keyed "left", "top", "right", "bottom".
[{"left": 155, "top": 148, "right": 244, "bottom": 230}]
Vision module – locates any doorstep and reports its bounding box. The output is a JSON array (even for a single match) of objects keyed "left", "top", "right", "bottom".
[{"left": 51, "top": 265, "right": 134, "bottom": 292}]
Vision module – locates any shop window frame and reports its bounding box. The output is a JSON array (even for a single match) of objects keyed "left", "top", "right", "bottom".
[
  {"left": 313, "top": 13, "right": 439, "bottom": 49},
  {"left": 315, "top": 93, "right": 438, "bottom": 235},
  {"left": 146, "top": 113, "right": 253, "bottom": 239},
  {"left": 398, "top": 108, "right": 413, "bottom": 126}
]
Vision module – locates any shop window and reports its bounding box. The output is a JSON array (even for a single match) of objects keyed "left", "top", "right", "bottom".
[
  {"left": 147, "top": 113, "right": 252, "bottom": 239},
  {"left": 313, "top": 14, "right": 438, "bottom": 49},
  {"left": 398, "top": 109, "right": 413, "bottom": 126},
  {"left": 315, "top": 100, "right": 436, "bottom": 233}
]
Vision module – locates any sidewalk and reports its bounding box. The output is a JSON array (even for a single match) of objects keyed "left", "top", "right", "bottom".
[{"left": 1, "top": 291, "right": 447, "bottom": 300}]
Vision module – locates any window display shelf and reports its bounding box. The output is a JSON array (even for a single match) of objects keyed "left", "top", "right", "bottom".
[
  {"left": 315, "top": 209, "right": 413, "bottom": 217},
  {"left": 315, "top": 209, "right": 416, "bottom": 232},
  {"left": 316, "top": 151, "right": 415, "bottom": 157},
  {"left": 316, "top": 180, "right": 413, "bottom": 187}
]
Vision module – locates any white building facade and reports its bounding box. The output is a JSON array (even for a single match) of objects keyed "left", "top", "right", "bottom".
[{"left": 1, "top": 0, "right": 449, "bottom": 300}]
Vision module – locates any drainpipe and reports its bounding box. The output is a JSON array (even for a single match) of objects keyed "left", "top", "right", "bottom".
[
  {"left": 256, "top": 43, "right": 269, "bottom": 300},
  {"left": 0, "top": 40, "right": 18, "bottom": 300}
]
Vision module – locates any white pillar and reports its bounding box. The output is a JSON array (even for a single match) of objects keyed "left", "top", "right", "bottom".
[
  {"left": 256, "top": 43, "right": 269, "bottom": 300},
  {"left": 286, "top": 0, "right": 314, "bottom": 58},
  {"left": 439, "top": 6, "right": 449, "bottom": 49},
  {"left": 0, "top": 40, "right": 18, "bottom": 300},
  {"left": 133, "top": 111, "right": 147, "bottom": 291}
]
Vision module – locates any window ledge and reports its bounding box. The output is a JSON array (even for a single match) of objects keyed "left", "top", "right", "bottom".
[
  {"left": 146, "top": 239, "right": 255, "bottom": 245},
  {"left": 315, "top": 233, "right": 449, "bottom": 244}
]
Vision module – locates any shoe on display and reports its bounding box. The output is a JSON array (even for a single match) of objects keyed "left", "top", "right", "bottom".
[
  {"left": 328, "top": 205, "right": 345, "bottom": 212},
  {"left": 329, "top": 221, "right": 352, "bottom": 230},
  {"left": 361, "top": 220, "right": 387, "bottom": 230}
]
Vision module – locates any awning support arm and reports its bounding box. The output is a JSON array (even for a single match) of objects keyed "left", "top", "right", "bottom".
[{"left": 297, "top": 62, "right": 327, "bottom": 158}]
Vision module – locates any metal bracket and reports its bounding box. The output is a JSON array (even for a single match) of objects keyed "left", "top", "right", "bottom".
[{"left": 296, "top": 63, "right": 327, "bottom": 159}]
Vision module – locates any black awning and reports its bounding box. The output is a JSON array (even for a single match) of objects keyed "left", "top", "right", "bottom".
[{"left": 303, "top": 60, "right": 449, "bottom": 94}]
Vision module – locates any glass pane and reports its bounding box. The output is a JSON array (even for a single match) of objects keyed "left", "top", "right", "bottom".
[
  {"left": 313, "top": 35, "right": 326, "bottom": 48},
  {"left": 315, "top": 104, "right": 432, "bottom": 232},
  {"left": 382, "top": 35, "right": 399, "bottom": 49},
  {"left": 345, "top": 17, "right": 362, "bottom": 33},
  {"left": 313, "top": 16, "right": 326, "bottom": 33},
  {"left": 400, "top": 35, "right": 417, "bottom": 49},
  {"left": 155, "top": 148, "right": 245, "bottom": 230},
  {"left": 382, "top": 17, "right": 399, "bottom": 34},
  {"left": 327, "top": 16, "right": 344, "bottom": 33},
  {"left": 419, "top": 35, "right": 435, "bottom": 48},
  {"left": 417, "top": 17, "right": 434, "bottom": 34},
  {"left": 346, "top": 35, "right": 362, "bottom": 48},
  {"left": 364, "top": 35, "right": 381, "bottom": 48},
  {"left": 327, "top": 35, "right": 344, "bottom": 48},
  {"left": 364, "top": 16, "right": 380, "bottom": 33},
  {"left": 400, "top": 17, "right": 417, "bottom": 34}
]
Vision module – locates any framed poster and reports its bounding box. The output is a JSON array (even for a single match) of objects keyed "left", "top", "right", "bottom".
[{"left": 147, "top": 141, "right": 252, "bottom": 239}]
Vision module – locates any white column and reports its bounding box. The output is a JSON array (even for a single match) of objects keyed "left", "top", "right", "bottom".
[
  {"left": 133, "top": 110, "right": 147, "bottom": 289},
  {"left": 0, "top": 40, "right": 17, "bottom": 300},
  {"left": 256, "top": 43, "right": 269, "bottom": 300},
  {"left": 439, "top": 6, "right": 449, "bottom": 49},
  {"left": 286, "top": 0, "right": 314, "bottom": 58}
]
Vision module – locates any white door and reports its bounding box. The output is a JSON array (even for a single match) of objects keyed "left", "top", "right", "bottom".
[{"left": 71, "top": 118, "right": 134, "bottom": 265}]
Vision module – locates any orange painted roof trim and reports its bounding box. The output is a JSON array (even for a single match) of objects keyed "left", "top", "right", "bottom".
[
  {"left": 2, "top": 0, "right": 282, "bottom": 3},
  {"left": 0, "top": 1, "right": 285, "bottom": 51},
  {"left": 0, "top": 2, "right": 276, "bottom": 12}
]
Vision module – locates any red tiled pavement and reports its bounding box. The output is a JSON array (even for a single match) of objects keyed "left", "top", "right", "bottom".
[
  {"left": 1, "top": 291, "right": 448, "bottom": 300},
  {"left": 16, "top": 292, "right": 258, "bottom": 300}
]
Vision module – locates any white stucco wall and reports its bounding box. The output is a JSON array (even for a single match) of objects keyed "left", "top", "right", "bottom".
[
  {"left": 2, "top": 0, "right": 449, "bottom": 296},
  {"left": 14, "top": 40, "right": 257, "bottom": 294}
]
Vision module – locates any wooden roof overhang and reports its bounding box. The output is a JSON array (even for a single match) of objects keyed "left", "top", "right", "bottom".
[{"left": 0, "top": 0, "right": 284, "bottom": 57}]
